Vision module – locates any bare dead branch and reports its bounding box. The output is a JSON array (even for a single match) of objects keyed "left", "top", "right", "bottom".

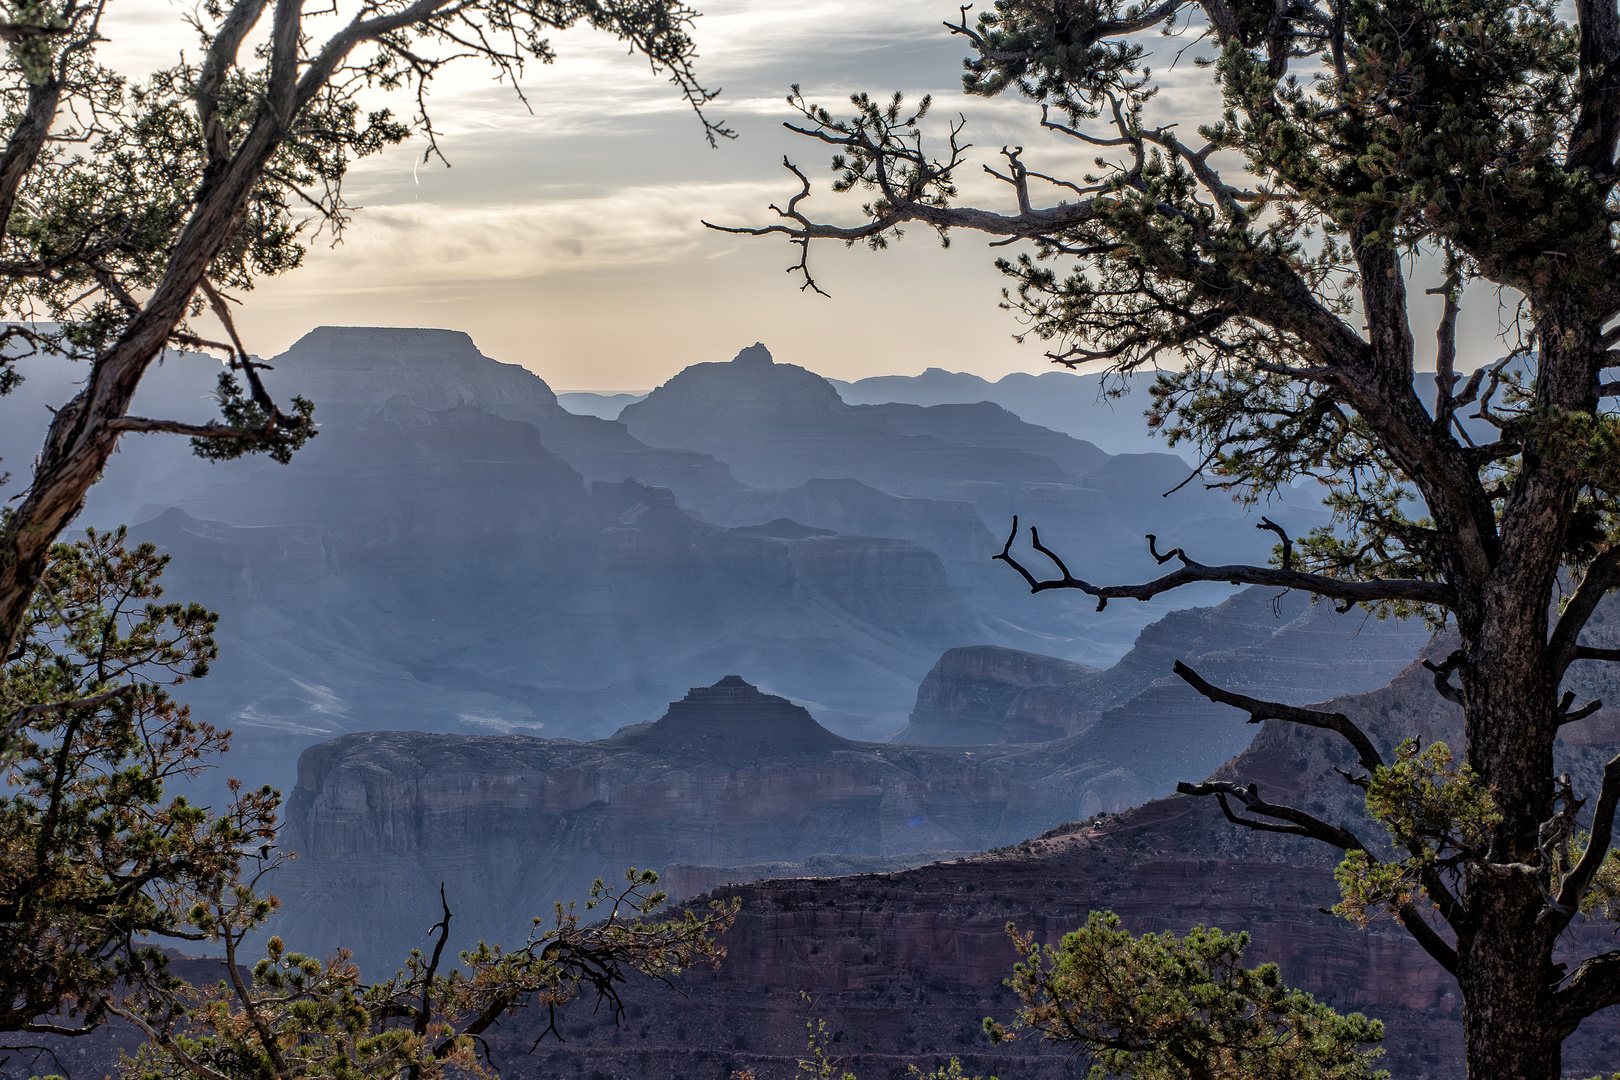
[
  {"left": 1255, "top": 516, "right": 1293, "bottom": 570},
  {"left": 1173, "top": 660, "right": 1385, "bottom": 772},
  {"left": 1177, "top": 777, "right": 1461, "bottom": 971},
  {"left": 1176, "top": 779, "right": 1365, "bottom": 849},
  {"left": 993, "top": 518, "right": 1455, "bottom": 611}
]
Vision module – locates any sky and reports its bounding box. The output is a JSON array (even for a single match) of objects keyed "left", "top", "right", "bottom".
[{"left": 99, "top": 0, "right": 1521, "bottom": 392}]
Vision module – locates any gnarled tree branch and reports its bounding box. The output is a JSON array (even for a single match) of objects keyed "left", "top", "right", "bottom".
[
  {"left": 1173, "top": 660, "right": 1385, "bottom": 772},
  {"left": 994, "top": 519, "right": 1456, "bottom": 611}
]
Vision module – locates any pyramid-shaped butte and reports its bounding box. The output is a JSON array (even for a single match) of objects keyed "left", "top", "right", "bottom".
[{"left": 621, "top": 676, "right": 851, "bottom": 760}]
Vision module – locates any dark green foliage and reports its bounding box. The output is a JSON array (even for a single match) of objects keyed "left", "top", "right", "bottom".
[
  {"left": 0, "top": 527, "right": 277, "bottom": 1034},
  {"left": 986, "top": 913, "right": 1386, "bottom": 1080},
  {"left": 190, "top": 372, "right": 317, "bottom": 465},
  {"left": 123, "top": 870, "right": 739, "bottom": 1080}
]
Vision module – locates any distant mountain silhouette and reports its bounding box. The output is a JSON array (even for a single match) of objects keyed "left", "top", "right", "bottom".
[
  {"left": 830, "top": 366, "right": 1170, "bottom": 456},
  {"left": 619, "top": 342, "right": 1329, "bottom": 633},
  {"left": 612, "top": 675, "right": 853, "bottom": 760},
  {"left": 620, "top": 344, "right": 1087, "bottom": 491},
  {"left": 556, "top": 391, "right": 645, "bottom": 420},
  {"left": 0, "top": 330, "right": 1422, "bottom": 833}
]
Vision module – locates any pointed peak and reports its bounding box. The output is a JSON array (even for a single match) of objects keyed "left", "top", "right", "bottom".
[
  {"left": 613, "top": 675, "right": 852, "bottom": 760},
  {"left": 732, "top": 343, "right": 773, "bottom": 365}
]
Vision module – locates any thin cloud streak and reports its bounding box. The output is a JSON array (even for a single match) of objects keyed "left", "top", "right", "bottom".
[{"left": 271, "top": 181, "right": 781, "bottom": 294}]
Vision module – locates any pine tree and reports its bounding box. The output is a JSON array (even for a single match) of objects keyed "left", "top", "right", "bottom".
[{"left": 722, "top": 0, "right": 1620, "bottom": 1073}]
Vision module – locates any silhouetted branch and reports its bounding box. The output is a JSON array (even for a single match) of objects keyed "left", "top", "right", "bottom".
[
  {"left": 1175, "top": 777, "right": 1460, "bottom": 971},
  {"left": 994, "top": 519, "right": 1456, "bottom": 611},
  {"left": 1256, "top": 516, "right": 1293, "bottom": 569},
  {"left": 0, "top": 1043, "right": 68, "bottom": 1079},
  {"left": 1176, "top": 780, "right": 1366, "bottom": 849},
  {"left": 1172, "top": 661, "right": 1385, "bottom": 773}
]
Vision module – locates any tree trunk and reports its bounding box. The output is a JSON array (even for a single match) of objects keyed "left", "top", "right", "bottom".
[
  {"left": 1449, "top": 296, "right": 1597, "bottom": 1077},
  {"left": 1457, "top": 875, "right": 1562, "bottom": 1080},
  {"left": 0, "top": 110, "right": 290, "bottom": 664}
]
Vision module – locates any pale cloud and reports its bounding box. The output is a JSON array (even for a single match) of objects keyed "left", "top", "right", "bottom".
[{"left": 267, "top": 181, "right": 781, "bottom": 294}]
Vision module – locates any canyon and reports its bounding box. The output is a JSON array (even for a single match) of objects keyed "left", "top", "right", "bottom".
[
  {"left": 274, "top": 585, "right": 1428, "bottom": 970},
  {"left": 0, "top": 329, "right": 1337, "bottom": 804}
]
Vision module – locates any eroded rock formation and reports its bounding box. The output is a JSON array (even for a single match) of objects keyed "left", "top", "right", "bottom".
[{"left": 277, "top": 677, "right": 1152, "bottom": 970}]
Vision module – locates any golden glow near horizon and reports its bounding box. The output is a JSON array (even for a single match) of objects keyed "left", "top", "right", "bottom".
[{"left": 102, "top": 0, "right": 1519, "bottom": 393}]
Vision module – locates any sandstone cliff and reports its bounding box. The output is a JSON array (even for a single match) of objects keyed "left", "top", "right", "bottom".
[{"left": 275, "top": 677, "right": 1170, "bottom": 970}]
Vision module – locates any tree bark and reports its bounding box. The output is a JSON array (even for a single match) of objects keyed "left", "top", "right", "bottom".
[
  {"left": 1448, "top": 301, "right": 1603, "bottom": 1079},
  {"left": 1457, "top": 877, "right": 1563, "bottom": 1080}
]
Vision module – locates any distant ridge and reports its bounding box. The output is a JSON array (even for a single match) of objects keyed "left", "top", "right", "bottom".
[
  {"left": 830, "top": 366, "right": 1167, "bottom": 456},
  {"left": 618, "top": 343, "right": 1099, "bottom": 491}
]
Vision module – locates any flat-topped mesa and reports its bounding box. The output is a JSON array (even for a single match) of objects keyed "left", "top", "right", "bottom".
[{"left": 617, "top": 675, "right": 852, "bottom": 760}]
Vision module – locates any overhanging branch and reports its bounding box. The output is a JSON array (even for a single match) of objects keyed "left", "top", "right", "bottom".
[
  {"left": 106, "top": 417, "right": 263, "bottom": 439},
  {"left": 1173, "top": 661, "right": 1385, "bottom": 773},
  {"left": 1176, "top": 780, "right": 1365, "bottom": 850},
  {"left": 1176, "top": 778, "right": 1460, "bottom": 972},
  {"left": 993, "top": 518, "right": 1456, "bottom": 611}
]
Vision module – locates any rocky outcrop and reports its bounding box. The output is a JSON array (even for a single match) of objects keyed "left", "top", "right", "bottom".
[
  {"left": 275, "top": 676, "right": 1194, "bottom": 971},
  {"left": 285, "top": 637, "right": 1468, "bottom": 977},
  {"left": 896, "top": 646, "right": 1102, "bottom": 744},
  {"left": 896, "top": 587, "right": 1433, "bottom": 751},
  {"left": 612, "top": 675, "right": 852, "bottom": 760}
]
